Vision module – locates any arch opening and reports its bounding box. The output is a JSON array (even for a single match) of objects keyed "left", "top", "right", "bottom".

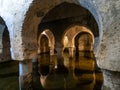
[
  {"left": 22, "top": 0, "right": 102, "bottom": 59},
  {"left": 38, "top": 29, "right": 55, "bottom": 55},
  {"left": 75, "top": 32, "right": 94, "bottom": 52},
  {"left": 62, "top": 25, "right": 94, "bottom": 58},
  {"left": 38, "top": 2, "right": 98, "bottom": 56},
  {"left": 0, "top": 16, "right": 11, "bottom": 62},
  {"left": 38, "top": 34, "right": 49, "bottom": 54}
]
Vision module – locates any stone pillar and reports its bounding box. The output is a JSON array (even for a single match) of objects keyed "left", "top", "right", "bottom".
[
  {"left": 19, "top": 59, "right": 33, "bottom": 90},
  {"left": 32, "top": 56, "right": 41, "bottom": 90},
  {"left": 102, "top": 70, "right": 120, "bottom": 90},
  {"left": 56, "top": 46, "right": 62, "bottom": 60},
  {"left": 32, "top": 57, "right": 38, "bottom": 73}
]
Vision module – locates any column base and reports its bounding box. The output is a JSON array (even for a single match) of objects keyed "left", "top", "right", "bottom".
[
  {"left": 19, "top": 73, "right": 33, "bottom": 90},
  {"left": 102, "top": 70, "right": 120, "bottom": 90},
  {"left": 19, "top": 59, "right": 33, "bottom": 90}
]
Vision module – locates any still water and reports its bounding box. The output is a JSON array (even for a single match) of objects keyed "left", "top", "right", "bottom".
[{"left": 33, "top": 51, "right": 103, "bottom": 90}]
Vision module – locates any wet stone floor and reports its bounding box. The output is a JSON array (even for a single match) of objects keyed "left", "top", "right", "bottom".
[{"left": 0, "top": 52, "right": 103, "bottom": 90}]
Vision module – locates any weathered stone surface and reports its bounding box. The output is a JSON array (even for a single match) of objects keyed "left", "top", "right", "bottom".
[
  {"left": 0, "top": 0, "right": 33, "bottom": 60},
  {"left": 102, "top": 70, "right": 120, "bottom": 90},
  {"left": 95, "top": 0, "right": 120, "bottom": 71}
]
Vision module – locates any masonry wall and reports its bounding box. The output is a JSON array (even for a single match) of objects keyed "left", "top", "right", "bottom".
[{"left": 95, "top": 0, "right": 120, "bottom": 71}]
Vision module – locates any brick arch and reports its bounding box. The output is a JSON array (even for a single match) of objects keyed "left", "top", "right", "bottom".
[{"left": 22, "top": 0, "right": 102, "bottom": 59}]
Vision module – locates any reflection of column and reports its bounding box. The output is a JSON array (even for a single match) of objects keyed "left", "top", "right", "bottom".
[
  {"left": 32, "top": 56, "right": 39, "bottom": 74},
  {"left": 37, "top": 47, "right": 41, "bottom": 54},
  {"left": 50, "top": 54, "right": 57, "bottom": 70},
  {"left": 79, "top": 51, "right": 85, "bottom": 57},
  {"left": 68, "top": 47, "right": 75, "bottom": 58},
  {"left": 19, "top": 59, "right": 33, "bottom": 90},
  {"left": 64, "top": 56, "right": 77, "bottom": 89},
  {"left": 50, "top": 46, "right": 54, "bottom": 56}
]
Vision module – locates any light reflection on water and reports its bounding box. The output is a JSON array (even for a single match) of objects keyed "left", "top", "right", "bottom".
[{"left": 37, "top": 51, "right": 103, "bottom": 90}]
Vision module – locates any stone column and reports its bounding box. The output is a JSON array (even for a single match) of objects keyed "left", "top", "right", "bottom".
[
  {"left": 32, "top": 57, "right": 38, "bottom": 73},
  {"left": 102, "top": 70, "right": 120, "bottom": 90},
  {"left": 19, "top": 59, "right": 33, "bottom": 90}
]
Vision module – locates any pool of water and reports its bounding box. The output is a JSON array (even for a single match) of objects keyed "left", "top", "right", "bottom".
[{"left": 33, "top": 51, "right": 103, "bottom": 90}]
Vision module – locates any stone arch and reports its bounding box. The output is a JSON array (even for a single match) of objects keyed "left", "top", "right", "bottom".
[
  {"left": 22, "top": 0, "right": 102, "bottom": 59},
  {"left": 38, "top": 29, "right": 55, "bottom": 55},
  {"left": 0, "top": 16, "right": 11, "bottom": 62},
  {"left": 75, "top": 32, "right": 94, "bottom": 52},
  {"left": 39, "top": 34, "right": 49, "bottom": 54},
  {"left": 62, "top": 25, "right": 94, "bottom": 51}
]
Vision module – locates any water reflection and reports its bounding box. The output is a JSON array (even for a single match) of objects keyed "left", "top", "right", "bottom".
[{"left": 37, "top": 51, "right": 103, "bottom": 90}]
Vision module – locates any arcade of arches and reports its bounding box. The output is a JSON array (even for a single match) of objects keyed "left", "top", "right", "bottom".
[{"left": 0, "top": 0, "right": 120, "bottom": 90}]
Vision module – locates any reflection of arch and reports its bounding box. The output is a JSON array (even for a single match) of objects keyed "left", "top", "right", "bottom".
[
  {"left": 0, "top": 16, "right": 11, "bottom": 62},
  {"left": 38, "top": 29, "right": 55, "bottom": 55},
  {"left": 62, "top": 25, "right": 94, "bottom": 52}
]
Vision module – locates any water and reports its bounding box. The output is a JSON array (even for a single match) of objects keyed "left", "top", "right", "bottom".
[
  {"left": 33, "top": 51, "right": 103, "bottom": 90},
  {"left": 0, "top": 51, "right": 103, "bottom": 90}
]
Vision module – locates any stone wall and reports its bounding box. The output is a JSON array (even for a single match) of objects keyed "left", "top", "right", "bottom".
[
  {"left": 0, "top": 0, "right": 33, "bottom": 60},
  {"left": 95, "top": 0, "right": 120, "bottom": 72},
  {"left": 95, "top": 0, "right": 120, "bottom": 89}
]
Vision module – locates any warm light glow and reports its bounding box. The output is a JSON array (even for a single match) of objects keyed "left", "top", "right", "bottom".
[
  {"left": 62, "top": 25, "right": 94, "bottom": 51},
  {"left": 38, "top": 29, "right": 55, "bottom": 55},
  {"left": 64, "top": 36, "right": 68, "bottom": 46},
  {"left": 41, "top": 31, "right": 46, "bottom": 35}
]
